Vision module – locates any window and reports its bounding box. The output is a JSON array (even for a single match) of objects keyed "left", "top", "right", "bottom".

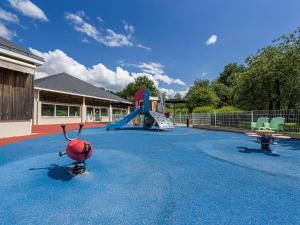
[
  {"left": 112, "top": 109, "right": 121, "bottom": 114},
  {"left": 122, "top": 109, "right": 127, "bottom": 114},
  {"left": 42, "top": 104, "right": 54, "bottom": 116},
  {"left": 86, "top": 107, "right": 93, "bottom": 115},
  {"left": 56, "top": 105, "right": 68, "bottom": 116},
  {"left": 69, "top": 106, "right": 80, "bottom": 117},
  {"left": 101, "top": 108, "right": 108, "bottom": 116},
  {"left": 94, "top": 108, "right": 100, "bottom": 115}
]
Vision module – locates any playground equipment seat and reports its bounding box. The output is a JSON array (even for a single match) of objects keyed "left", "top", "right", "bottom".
[
  {"left": 251, "top": 117, "right": 269, "bottom": 130},
  {"left": 263, "top": 117, "right": 285, "bottom": 132}
]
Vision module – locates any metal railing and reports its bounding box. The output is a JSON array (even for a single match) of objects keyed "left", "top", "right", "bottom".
[
  {"left": 172, "top": 110, "right": 300, "bottom": 134},
  {"left": 112, "top": 114, "right": 127, "bottom": 122}
]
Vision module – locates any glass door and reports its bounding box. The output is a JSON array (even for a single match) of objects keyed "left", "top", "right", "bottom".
[{"left": 94, "top": 108, "right": 101, "bottom": 121}]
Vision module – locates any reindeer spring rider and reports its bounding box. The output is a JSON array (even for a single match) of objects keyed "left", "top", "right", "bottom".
[{"left": 59, "top": 124, "right": 92, "bottom": 175}]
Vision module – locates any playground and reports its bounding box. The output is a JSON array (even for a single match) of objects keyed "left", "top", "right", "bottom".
[{"left": 0, "top": 126, "right": 300, "bottom": 224}]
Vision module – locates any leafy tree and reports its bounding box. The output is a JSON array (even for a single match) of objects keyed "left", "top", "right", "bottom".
[
  {"left": 217, "top": 63, "right": 244, "bottom": 86},
  {"left": 186, "top": 80, "right": 220, "bottom": 110},
  {"left": 211, "top": 81, "right": 233, "bottom": 107},
  {"left": 212, "top": 63, "right": 244, "bottom": 107},
  {"left": 117, "top": 76, "right": 157, "bottom": 101}
]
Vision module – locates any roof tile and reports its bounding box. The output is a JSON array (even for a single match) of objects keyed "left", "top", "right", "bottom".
[{"left": 34, "top": 73, "right": 132, "bottom": 104}]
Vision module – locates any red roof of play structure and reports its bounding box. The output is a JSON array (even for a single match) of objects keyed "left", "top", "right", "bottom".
[{"left": 134, "top": 87, "right": 145, "bottom": 103}]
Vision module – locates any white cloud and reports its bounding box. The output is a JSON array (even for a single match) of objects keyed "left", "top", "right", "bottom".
[
  {"left": 8, "top": 0, "right": 48, "bottom": 21},
  {"left": 205, "top": 34, "right": 218, "bottom": 46},
  {"left": 65, "top": 11, "right": 134, "bottom": 48},
  {"left": 0, "top": 8, "right": 19, "bottom": 23},
  {"left": 0, "top": 22, "right": 16, "bottom": 40},
  {"left": 65, "top": 12, "right": 99, "bottom": 41},
  {"left": 30, "top": 48, "right": 134, "bottom": 91},
  {"left": 159, "top": 87, "right": 189, "bottom": 98},
  {"left": 29, "top": 48, "right": 187, "bottom": 93},
  {"left": 65, "top": 11, "right": 150, "bottom": 50},
  {"left": 81, "top": 38, "right": 90, "bottom": 44},
  {"left": 201, "top": 72, "right": 207, "bottom": 77},
  {"left": 104, "top": 28, "right": 133, "bottom": 47},
  {"left": 96, "top": 16, "right": 103, "bottom": 23},
  {"left": 130, "top": 62, "right": 186, "bottom": 86},
  {"left": 136, "top": 43, "right": 151, "bottom": 51},
  {"left": 123, "top": 20, "right": 134, "bottom": 33}
]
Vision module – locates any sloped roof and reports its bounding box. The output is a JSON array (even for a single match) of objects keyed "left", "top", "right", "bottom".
[
  {"left": 0, "top": 37, "right": 43, "bottom": 62},
  {"left": 34, "top": 73, "right": 132, "bottom": 104}
]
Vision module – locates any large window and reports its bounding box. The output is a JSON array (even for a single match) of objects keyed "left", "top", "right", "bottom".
[
  {"left": 69, "top": 106, "right": 80, "bottom": 117},
  {"left": 112, "top": 108, "right": 127, "bottom": 115},
  {"left": 41, "top": 104, "right": 55, "bottom": 116},
  {"left": 41, "top": 104, "right": 81, "bottom": 117},
  {"left": 112, "top": 109, "right": 121, "bottom": 114},
  {"left": 86, "top": 107, "right": 93, "bottom": 115},
  {"left": 101, "top": 108, "right": 108, "bottom": 116},
  {"left": 56, "top": 105, "right": 68, "bottom": 116}
]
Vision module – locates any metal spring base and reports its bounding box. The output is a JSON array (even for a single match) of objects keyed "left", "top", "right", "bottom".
[{"left": 69, "top": 162, "right": 86, "bottom": 176}]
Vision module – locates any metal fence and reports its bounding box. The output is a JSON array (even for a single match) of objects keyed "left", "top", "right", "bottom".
[
  {"left": 172, "top": 110, "right": 300, "bottom": 134},
  {"left": 112, "top": 114, "right": 127, "bottom": 122}
]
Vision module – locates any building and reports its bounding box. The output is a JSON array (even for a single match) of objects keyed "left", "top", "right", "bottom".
[
  {"left": 33, "top": 73, "right": 132, "bottom": 125},
  {"left": 0, "top": 37, "right": 43, "bottom": 138}
]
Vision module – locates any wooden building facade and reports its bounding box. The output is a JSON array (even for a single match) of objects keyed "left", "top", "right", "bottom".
[
  {"left": 0, "top": 37, "right": 43, "bottom": 138},
  {"left": 0, "top": 68, "right": 34, "bottom": 121}
]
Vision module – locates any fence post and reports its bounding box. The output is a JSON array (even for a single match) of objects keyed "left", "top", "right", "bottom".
[
  {"left": 179, "top": 112, "right": 181, "bottom": 123},
  {"left": 214, "top": 111, "right": 217, "bottom": 127},
  {"left": 251, "top": 110, "right": 254, "bottom": 132},
  {"left": 191, "top": 113, "right": 194, "bottom": 125}
]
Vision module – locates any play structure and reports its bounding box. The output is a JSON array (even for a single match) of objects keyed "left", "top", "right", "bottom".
[
  {"left": 246, "top": 117, "right": 290, "bottom": 155},
  {"left": 106, "top": 87, "right": 174, "bottom": 130},
  {"left": 59, "top": 124, "right": 93, "bottom": 175}
]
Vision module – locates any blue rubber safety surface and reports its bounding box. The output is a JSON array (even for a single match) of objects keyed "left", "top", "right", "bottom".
[{"left": 0, "top": 127, "right": 300, "bottom": 225}]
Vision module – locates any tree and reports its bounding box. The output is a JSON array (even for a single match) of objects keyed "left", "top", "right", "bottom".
[
  {"left": 186, "top": 80, "right": 220, "bottom": 110},
  {"left": 212, "top": 63, "right": 244, "bottom": 107},
  {"left": 217, "top": 63, "right": 244, "bottom": 86},
  {"left": 211, "top": 81, "right": 233, "bottom": 107},
  {"left": 116, "top": 76, "right": 157, "bottom": 101}
]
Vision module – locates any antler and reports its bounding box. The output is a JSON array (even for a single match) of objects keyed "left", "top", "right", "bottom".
[{"left": 61, "top": 124, "right": 84, "bottom": 141}]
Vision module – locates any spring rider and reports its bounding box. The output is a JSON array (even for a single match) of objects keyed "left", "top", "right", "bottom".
[{"left": 59, "top": 124, "right": 92, "bottom": 175}]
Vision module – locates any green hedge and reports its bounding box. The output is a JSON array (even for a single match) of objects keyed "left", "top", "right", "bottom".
[
  {"left": 193, "top": 106, "right": 215, "bottom": 113},
  {"left": 215, "top": 106, "right": 241, "bottom": 113},
  {"left": 166, "top": 105, "right": 242, "bottom": 113}
]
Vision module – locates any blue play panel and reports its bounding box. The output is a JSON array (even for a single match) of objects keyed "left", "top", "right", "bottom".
[{"left": 0, "top": 127, "right": 299, "bottom": 225}]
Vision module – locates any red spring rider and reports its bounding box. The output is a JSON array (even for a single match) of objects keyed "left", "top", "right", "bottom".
[{"left": 59, "top": 124, "right": 92, "bottom": 175}]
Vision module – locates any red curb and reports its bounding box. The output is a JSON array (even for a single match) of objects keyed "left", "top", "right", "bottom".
[{"left": 0, "top": 123, "right": 105, "bottom": 147}]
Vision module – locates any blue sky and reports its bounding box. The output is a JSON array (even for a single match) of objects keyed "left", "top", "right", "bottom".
[{"left": 1, "top": 0, "right": 300, "bottom": 96}]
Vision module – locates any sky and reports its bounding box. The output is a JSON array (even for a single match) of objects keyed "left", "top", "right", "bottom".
[{"left": 1, "top": 0, "right": 300, "bottom": 97}]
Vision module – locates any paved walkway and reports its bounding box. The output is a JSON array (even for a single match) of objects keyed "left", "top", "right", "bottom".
[{"left": 0, "top": 123, "right": 105, "bottom": 147}]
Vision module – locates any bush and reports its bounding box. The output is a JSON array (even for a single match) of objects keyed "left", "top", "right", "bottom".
[
  {"left": 164, "top": 107, "right": 172, "bottom": 113},
  {"left": 176, "top": 108, "right": 189, "bottom": 113},
  {"left": 164, "top": 107, "right": 189, "bottom": 113},
  {"left": 215, "top": 106, "right": 241, "bottom": 113},
  {"left": 193, "top": 106, "right": 216, "bottom": 113}
]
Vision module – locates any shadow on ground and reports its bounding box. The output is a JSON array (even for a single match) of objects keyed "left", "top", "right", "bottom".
[
  {"left": 237, "top": 147, "right": 280, "bottom": 156},
  {"left": 30, "top": 164, "right": 74, "bottom": 181},
  {"left": 112, "top": 127, "right": 165, "bottom": 132}
]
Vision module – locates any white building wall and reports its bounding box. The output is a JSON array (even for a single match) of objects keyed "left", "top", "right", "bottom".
[
  {"left": 38, "top": 117, "right": 82, "bottom": 125},
  {"left": 0, "top": 120, "right": 32, "bottom": 138}
]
